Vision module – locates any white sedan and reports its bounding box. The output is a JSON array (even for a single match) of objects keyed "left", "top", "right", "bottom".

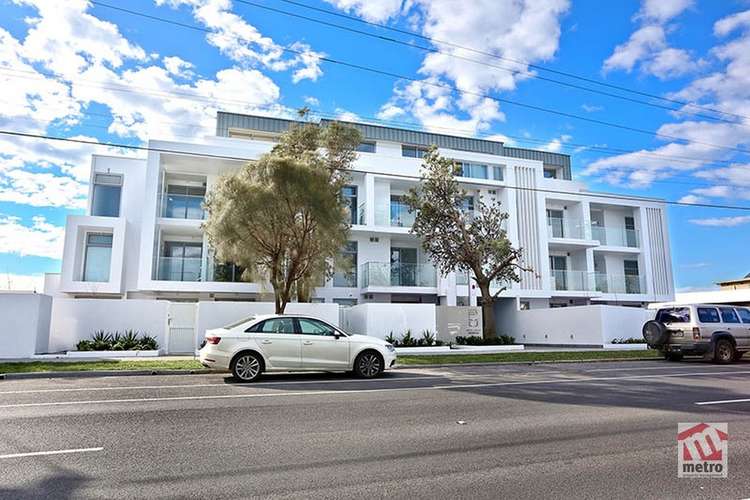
[{"left": 198, "top": 314, "right": 397, "bottom": 382}]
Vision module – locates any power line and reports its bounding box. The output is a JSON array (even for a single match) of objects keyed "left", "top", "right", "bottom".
[
  {"left": 3, "top": 128, "right": 750, "bottom": 212},
  {"left": 229, "top": 0, "right": 744, "bottom": 127},
  {"left": 87, "top": 1, "right": 750, "bottom": 157},
  {"left": 273, "top": 0, "right": 746, "bottom": 122}
]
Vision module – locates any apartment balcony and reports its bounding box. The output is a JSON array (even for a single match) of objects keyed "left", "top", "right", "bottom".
[
  {"left": 360, "top": 262, "right": 437, "bottom": 289},
  {"left": 590, "top": 225, "right": 639, "bottom": 248},
  {"left": 547, "top": 217, "right": 589, "bottom": 240},
  {"left": 159, "top": 192, "right": 206, "bottom": 220},
  {"left": 156, "top": 256, "right": 203, "bottom": 281},
  {"left": 594, "top": 273, "right": 647, "bottom": 295},
  {"left": 550, "top": 270, "right": 592, "bottom": 292}
]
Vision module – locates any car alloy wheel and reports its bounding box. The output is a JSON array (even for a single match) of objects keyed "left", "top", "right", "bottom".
[
  {"left": 356, "top": 352, "right": 382, "bottom": 378},
  {"left": 233, "top": 354, "right": 261, "bottom": 381},
  {"left": 714, "top": 339, "right": 734, "bottom": 364}
]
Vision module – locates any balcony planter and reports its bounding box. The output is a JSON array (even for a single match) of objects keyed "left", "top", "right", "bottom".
[{"left": 65, "top": 350, "right": 163, "bottom": 358}]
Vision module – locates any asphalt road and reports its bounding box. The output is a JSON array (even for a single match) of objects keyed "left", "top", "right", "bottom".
[{"left": 0, "top": 359, "right": 748, "bottom": 499}]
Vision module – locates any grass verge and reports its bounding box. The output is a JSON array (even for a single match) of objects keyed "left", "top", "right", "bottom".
[
  {"left": 0, "top": 359, "right": 205, "bottom": 374},
  {"left": 397, "top": 350, "right": 659, "bottom": 365}
]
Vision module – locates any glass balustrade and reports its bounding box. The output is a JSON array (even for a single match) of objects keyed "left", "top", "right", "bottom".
[
  {"left": 160, "top": 193, "right": 206, "bottom": 220},
  {"left": 360, "top": 262, "right": 437, "bottom": 287},
  {"left": 156, "top": 256, "right": 203, "bottom": 281},
  {"left": 590, "top": 225, "right": 639, "bottom": 247},
  {"left": 546, "top": 217, "right": 588, "bottom": 239}
]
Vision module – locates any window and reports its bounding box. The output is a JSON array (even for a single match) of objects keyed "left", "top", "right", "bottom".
[
  {"left": 492, "top": 165, "right": 504, "bottom": 181},
  {"left": 697, "top": 308, "right": 720, "bottom": 323},
  {"left": 298, "top": 318, "right": 337, "bottom": 336},
  {"left": 461, "top": 196, "right": 475, "bottom": 213},
  {"left": 164, "top": 184, "right": 206, "bottom": 219},
  {"left": 83, "top": 233, "right": 113, "bottom": 282},
  {"left": 333, "top": 298, "right": 357, "bottom": 306},
  {"left": 333, "top": 241, "right": 358, "bottom": 287},
  {"left": 341, "top": 185, "right": 358, "bottom": 225},
  {"left": 546, "top": 209, "right": 564, "bottom": 238},
  {"left": 736, "top": 308, "right": 750, "bottom": 323},
  {"left": 543, "top": 168, "right": 558, "bottom": 179},
  {"left": 356, "top": 141, "right": 376, "bottom": 153},
  {"left": 401, "top": 144, "right": 429, "bottom": 158},
  {"left": 159, "top": 241, "right": 202, "bottom": 281},
  {"left": 246, "top": 318, "right": 296, "bottom": 334},
  {"left": 456, "top": 161, "right": 488, "bottom": 179},
  {"left": 91, "top": 173, "right": 122, "bottom": 217},
  {"left": 719, "top": 307, "right": 740, "bottom": 323},
  {"left": 656, "top": 307, "right": 690, "bottom": 323}
]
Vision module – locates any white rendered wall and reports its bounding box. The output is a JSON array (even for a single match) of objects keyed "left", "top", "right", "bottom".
[
  {"left": 195, "top": 302, "right": 340, "bottom": 344},
  {"left": 48, "top": 299, "right": 170, "bottom": 352},
  {"left": 0, "top": 293, "right": 52, "bottom": 358},
  {"left": 342, "top": 303, "right": 436, "bottom": 339}
]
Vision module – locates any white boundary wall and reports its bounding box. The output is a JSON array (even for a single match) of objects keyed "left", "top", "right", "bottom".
[
  {"left": 195, "top": 302, "right": 340, "bottom": 345},
  {"left": 510, "top": 305, "right": 654, "bottom": 346},
  {"left": 0, "top": 293, "right": 52, "bottom": 358},
  {"left": 342, "top": 303, "right": 436, "bottom": 340},
  {"left": 49, "top": 299, "right": 169, "bottom": 353}
]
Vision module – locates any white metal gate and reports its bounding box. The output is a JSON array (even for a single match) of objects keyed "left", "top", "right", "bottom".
[{"left": 167, "top": 302, "right": 197, "bottom": 354}]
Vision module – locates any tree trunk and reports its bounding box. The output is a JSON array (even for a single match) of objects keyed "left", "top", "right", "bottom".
[{"left": 477, "top": 280, "right": 496, "bottom": 339}]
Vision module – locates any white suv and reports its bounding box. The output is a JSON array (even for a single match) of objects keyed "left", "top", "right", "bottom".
[
  {"left": 643, "top": 304, "right": 750, "bottom": 363},
  {"left": 198, "top": 314, "right": 397, "bottom": 381}
]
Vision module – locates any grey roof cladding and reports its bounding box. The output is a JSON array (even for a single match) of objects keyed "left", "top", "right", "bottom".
[{"left": 216, "top": 111, "right": 572, "bottom": 179}]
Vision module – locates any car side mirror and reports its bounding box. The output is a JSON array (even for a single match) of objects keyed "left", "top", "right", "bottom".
[{"left": 333, "top": 332, "right": 342, "bottom": 339}]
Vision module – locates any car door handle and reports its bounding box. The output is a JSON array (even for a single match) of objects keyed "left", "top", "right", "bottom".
[
  {"left": 261, "top": 340, "right": 272, "bottom": 344},
  {"left": 303, "top": 341, "right": 314, "bottom": 345}
]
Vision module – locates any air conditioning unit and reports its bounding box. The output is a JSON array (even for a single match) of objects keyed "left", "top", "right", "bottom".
[{"left": 369, "top": 237, "right": 379, "bottom": 243}]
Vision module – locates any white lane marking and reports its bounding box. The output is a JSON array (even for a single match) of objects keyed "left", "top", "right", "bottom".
[
  {"left": 582, "top": 365, "right": 742, "bottom": 373},
  {"left": 2, "top": 370, "right": 749, "bottom": 409},
  {"left": 695, "top": 398, "right": 750, "bottom": 406},
  {"left": 0, "top": 447, "right": 103, "bottom": 459},
  {"left": 0, "top": 376, "right": 444, "bottom": 395}
]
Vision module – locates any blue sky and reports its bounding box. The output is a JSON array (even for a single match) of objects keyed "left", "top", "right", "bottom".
[{"left": 1, "top": 0, "right": 749, "bottom": 292}]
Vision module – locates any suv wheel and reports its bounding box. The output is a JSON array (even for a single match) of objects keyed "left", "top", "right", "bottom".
[
  {"left": 232, "top": 352, "right": 263, "bottom": 382},
  {"left": 353, "top": 351, "right": 384, "bottom": 379},
  {"left": 713, "top": 339, "right": 735, "bottom": 364}
]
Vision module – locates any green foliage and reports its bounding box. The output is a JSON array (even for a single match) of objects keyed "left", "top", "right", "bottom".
[
  {"left": 399, "top": 329, "right": 416, "bottom": 347},
  {"left": 421, "top": 329, "right": 435, "bottom": 346},
  {"left": 203, "top": 114, "right": 362, "bottom": 312},
  {"left": 404, "top": 147, "right": 532, "bottom": 339},
  {"left": 389, "top": 330, "right": 444, "bottom": 347},
  {"left": 385, "top": 332, "right": 396, "bottom": 344},
  {"left": 454, "top": 335, "right": 515, "bottom": 346},
  {"left": 74, "top": 331, "right": 159, "bottom": 351},
  {"left": 611, "top": 337, "right": 645, "bottom": 344}
]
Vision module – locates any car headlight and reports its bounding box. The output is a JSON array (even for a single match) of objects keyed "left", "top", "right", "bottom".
[{"left": 386, "top": 344, "right": 396, "bottom": 352}]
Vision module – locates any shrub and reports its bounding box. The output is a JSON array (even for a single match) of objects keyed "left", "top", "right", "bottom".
[
  {"left": 385, "top": 332, "right": 396, "bottom": 344},
  {"left": 399, "top": 330, "right": 416, "bottom": 347},
  {"left": 75, "top": 330, "right": 159, "bottom": 351},
  {"left": 421, "top": 330, "right": 435, "bottom": 346},
  {"left": 611, "top": 337, "right": 643, "bottom": 344},
  {"left": 455, "top": 335, "right": 515, "bottom": 346}
]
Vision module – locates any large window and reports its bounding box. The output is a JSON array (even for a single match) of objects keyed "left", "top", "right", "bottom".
[
  {"left": 91, "top": 173, "right": 122, "bottom": 217},
  {"left": 492, "top": 165, "right": 504, "bottom": 181},
  {"left": 164, "top": 184, "right": 206, "bottom": 219},
  {"left": 719, "top": 307, "right": 740, "bottom": 323},
  {"left": 624, "top": 260, "right": 640, "bottom": 294},
  {"left": 543, "top": 168, "right": 558, "bottom": 179},
  {"left": 356, "top": 141, "right": 376, "bottom": 153},
  {"left": 298, "top": 318, "right": 337, "bottom": 336},
  {"left": 333, "top": 241, "right": 358, "bottom": 287},
  {"left": 697, "top": 308, "right": 720, "bottom": 323},
  {"left": 456, "top": 161, "right": 488, "bottom": 179},
  {"left": 159, "top": 241, "right": 202, "bottom": 281},
  {"left": 83, "top": 233, "right": 113, "bottom": 282},
  {"left": 341, "top": 185, "right": 358, "bottom": 225},
  {"left": 401, "top": 144, "right": 429, "bottom": 158}
]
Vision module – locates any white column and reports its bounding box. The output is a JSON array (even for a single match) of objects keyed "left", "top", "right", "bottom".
[{"left": 365, "top": 174, "right": 375, "bottom": 226}]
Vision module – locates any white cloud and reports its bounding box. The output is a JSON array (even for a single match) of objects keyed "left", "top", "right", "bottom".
[
  {"left": 156, "top": 0, "right": 324, "bottom": 82},
  {"left": 689, "top": 215, "right": 750, "bottom": 227},
  {"left": 0, "top": 215, "right": 64, "bottom": 259},
  {"left": 303, "top": 96, "right": 320, "bottom": 107},
  {"left": 163, "top": 55, "right": 195, "bottom": 78},
  {"left": 0, "top": 273, "right": 45, "bottom": 292},
  {"left": 323, "top": 0, "right": 402, "bottom": 22},
  {"left": 588, "top": 10, "right": 750, "bottom": 194},
  {"left": 603, "top": 0, "right": 697, "bottom": 79},
  {"left": 678, "top": 194, "right": 705, "bottom": 204},
  {"left": 370, "top": 0, "right": 569, "bottom": 135},
  {"left": 581, "top": 104, "right": 603, "bottom": 113},
  {"left": 543, "top": 134, "right": 572, "bottom": 153}
]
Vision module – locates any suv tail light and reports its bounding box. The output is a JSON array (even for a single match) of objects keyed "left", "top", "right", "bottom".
[
  {"left": 692, "top": 327, "right": 701, "bottom": 340},
  {"left": 206, "top": 336, "right": 221, "bottom": 345}
]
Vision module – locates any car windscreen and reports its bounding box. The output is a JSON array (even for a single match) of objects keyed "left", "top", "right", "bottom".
[
  {"left": 223, "top": 315, "right": 256, "bottom": 329},
  {"left": 656, "top": 307, "right": 690, "bottom": 323}
]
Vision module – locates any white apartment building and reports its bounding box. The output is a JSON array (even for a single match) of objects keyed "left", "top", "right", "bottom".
[{"left": 48, "top": 112, "right": 675, "bottom": 327}]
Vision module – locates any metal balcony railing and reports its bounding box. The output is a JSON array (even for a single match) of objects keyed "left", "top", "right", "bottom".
[{"left": 360, "top": 262, "right": 437, "bottom": 287}]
